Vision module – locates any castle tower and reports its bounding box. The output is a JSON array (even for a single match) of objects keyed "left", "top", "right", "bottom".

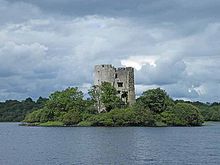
[{"left": 94, "top": 64, "right": 135, "bottom": 107}]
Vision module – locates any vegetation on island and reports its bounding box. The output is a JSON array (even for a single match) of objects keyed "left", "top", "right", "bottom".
[
  {"left": 23, "top": 83, "right": 205, "bottom": 127},
  {"left": 1, "top": 82, "right": 219, "bottom": 127}
]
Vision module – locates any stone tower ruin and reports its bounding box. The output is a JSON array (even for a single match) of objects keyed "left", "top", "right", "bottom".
[{"left": 94, "top": 64, "right": 135, "bottom": 107}]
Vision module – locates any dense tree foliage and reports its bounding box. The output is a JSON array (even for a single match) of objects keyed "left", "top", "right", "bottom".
[
  {"left": 24, "top": 87, "right": 86, "bottom": 125},
  {"left": 62, "top": 110, "right": 82, "bottom": 125},
  {"left": 0, "top": 97, "right": 47, "bottom": 122},
  {"left": 77, "top": 108, "right": 155, "bottom": 127},
  {"left": 89, "top": 82, "right": 123, "bottom": 112},
  {"left": 22, "top": 85, "right": 214, "bottom": 127},
  {"left": 99, "top": 82, "right": 122, "bottom": 111},
  {"left": 175, "top": 100, "right": 220, "bottom": 121},
  {"left": 1, "top": 84, "right": 219, "bottom": 126},
  {"left": 198, "top": 105, "right": 220, "bottom": 121},
  {"left": 161, "top": 103, "right": 204, "bottom": 126},
  {"left": 46, "top": 87, "right": 85, "bottom": 112},
  {"left": 137, "top": 88, "right": 174, "bottom": 113}
]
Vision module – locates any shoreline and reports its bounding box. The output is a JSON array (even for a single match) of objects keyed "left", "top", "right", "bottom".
[{"left": 19, "top": 121, "right": 209, "bottom": 128}]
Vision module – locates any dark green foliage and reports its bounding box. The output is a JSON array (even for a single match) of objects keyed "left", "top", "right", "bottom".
[
  {"left": 62, "top": 110, "right": 82, "bottom": 125},
  {"left": 89, "top": 82, "right": 123, "bottom": 112},
  {"left": 175, "top": 100, "right": 220, "bottom": 122},
  {"left": 83, "top": 107, "right": 159, "bottom": 127},
  {"left": 162, "top": 103, "right": 204, "bottom": 126},
  {"left": 133, "top": 106, "right": 156, "bottom": 126},
  {"left": 39, "top": 108, "right": 55, "bottom": 122},
  {"left": 24, "top": 107, "right": 54, "bottom": 123},
  {"left": 24, "top": 87, "right": 85, "bottom": 125},
  {"left": 84, "top": 108, "right": 135, "bottom": 126},
  {"left": 107, "top": 108, "right": 136, "bottom": 126},
  {"left": 24, "top": 109, "right": 42, "bottom": 123},
  {"left": 137, "top": 88, "right": 174, "bottom": 113},
  {"left": 0, "top": 97, "right": 47, "bottom": 122},
  {"left": 200, "top": 105, "right": 220, "bottom": 121},
  {"left": 46, "top": 87, "right": 85, "bottom": 112},
  {"left": 2, "top": 85, "right": 218, "bottom": 126},
  {"left": 36, "top": 97, "right": 48, "bottom": 108},
  {"left": 21, "top": 87, "right": 220, "bottom": 127},
  {"left": 100, "top": 82, "right": 122, "bottom": 111}
]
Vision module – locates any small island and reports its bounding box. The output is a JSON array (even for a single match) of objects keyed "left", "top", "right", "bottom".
[
  {"left": 22, "top": 65, "right": 206, "bottom": 127},
  {"left": 23, "top": 85, "right": 204, "bottom": 127},
  {"left": 0, "top": 64, "right": 219, "bottom": 127}
]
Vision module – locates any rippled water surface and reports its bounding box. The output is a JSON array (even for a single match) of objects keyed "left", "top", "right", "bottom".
[{"left": 0, "top": 122, "right": 220, "bottom": 165}]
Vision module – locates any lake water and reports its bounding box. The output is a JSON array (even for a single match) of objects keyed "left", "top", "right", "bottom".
[{"left": 0, "top": 122, "right": 220, "bottom": 165}]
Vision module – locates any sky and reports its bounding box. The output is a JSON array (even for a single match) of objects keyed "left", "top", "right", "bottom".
[{"left": 0, "top": 0, "right": 219, "bottom": 102}]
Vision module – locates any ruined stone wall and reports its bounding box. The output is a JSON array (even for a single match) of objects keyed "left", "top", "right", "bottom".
[
  {"left": 94, "top": 65, "right": 115, "bottom": 86},
  {"left": 126, "top": 67, "right": 135, "bottom": 105},
  {"left": 94, "top": 64, "right": 135, "bottom": 106}
]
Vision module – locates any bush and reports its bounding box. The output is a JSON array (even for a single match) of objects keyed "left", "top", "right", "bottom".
[
  {"left": 62, "top": 110, "right": 81, "bottom": 125},
  {"left": 77, "top": 121, "right": 93, "bottom": 126},
  {"left": 39, "top": 121, "right": 64, "bottom": 127},
  {"left": 162, "top": 103, "right": 204, "bottom": 126},
  {"left": 24, "top": 107, "right": 55, "bottom": 123},
  {"left": 136, "top": 88, "right": 174, "bottom": 113},
  {"left": 200, "top": 106, "right": 220, "bottom": 121},
  {"left": 23, "top": 87, "right": 208, "bottom": 127},
  {"left": 24, "top": 109, "right": 44, "bottom": 123},
  {"left": 84, "top": 108, "right": 156, "bottom": 126},
  {"left": 133, "top": 105, "right": 156, "bottom": 126}
]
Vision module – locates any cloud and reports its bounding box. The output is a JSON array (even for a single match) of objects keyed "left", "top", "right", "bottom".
[
  {"left": 0, "top": 0, "right": 219, "bottom": 102},
  {"left": 0, "top": 10, "right": 152, "bottom": 100},
  {"left": 0, "top": 0, "right": 42, "bottom": 25},
  {"left": 121, "top": 55, "right": 158, "bottom": 70},
  {"left": 121, "top": 21, "right": 220, "bottom": 102}
]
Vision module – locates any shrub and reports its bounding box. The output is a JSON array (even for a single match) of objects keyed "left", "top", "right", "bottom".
[
  {"left": 62, "top": 110, "right": 81, "bottom": 125},
  {"left": 39, "top": 121, "right": 64, "bottom": 127},
  {"left": 77, "top": 121, "right": 93, "bottom": 126},
  {"left": 136, "top": 88, "right": 174, "bottom": 113},
  {"left": 163, "top": 103, "right": 204, "bottom": 126}
]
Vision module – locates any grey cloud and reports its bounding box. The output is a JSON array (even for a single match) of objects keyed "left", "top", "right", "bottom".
[
  {"left": 0, "top": 0, "right": 42, "bottom": 25},
  {"left": 136, "top": 55, "right": 187, "bottom": 85},
  {"left": 0, "top": 0, "right": 219, "bottom": 102},
  {"left": 6, "top": 0, "right": 220, "bottom": 23}
]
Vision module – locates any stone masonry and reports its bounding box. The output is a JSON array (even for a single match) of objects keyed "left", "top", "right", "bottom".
[{"left": 94, "top": 64, "right": 135, "bottom": 109}]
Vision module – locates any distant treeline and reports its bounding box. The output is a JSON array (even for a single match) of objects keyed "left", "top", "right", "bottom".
[
  {"left": 176, "top": 100, "right": 220, "bottom": 121},
  {"left": 0, "top": 84, "right": 219, "bottom": 127},
  {"left": 0, "top": 97, "right": 47, "bottom": 122}
]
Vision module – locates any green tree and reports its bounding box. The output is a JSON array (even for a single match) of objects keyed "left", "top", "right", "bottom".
[
  {"left": 162, "top": 103, "right": 204, "bottom": 126},
  {"left": 137, "top": 88, "right": 174, "bottom": 113},
  {"left": 89, "top": 82, "right": 122, "bottom": 112},
  {"left": 24, "top": 109, "right": 43, "bottom": 123},
  {"left": 46, "top": 87, "right": 85, "bottom": 112},
  {"left": 0, "top": 97, "right": 46, "bottom": 122},
  {"left": 62, "top": 110, "right": 81, "bottom": 125},
  {"left": 100, "top": 82, "right": 122, "bottom": 111},
  {"left": 24, "top": 108, "right": 54, "bottom": 123},
  {"left": 39, "top": 108, "right": 54, "bottom": 122},
  {"left": 88, "top": 85, "right": 102, "bottom": 112},
  {"left": 36, "top": 97, "right": 48, "bottom": 109},
  {"left": 210, "top": 106, "right": 220, "bottom": 121},
  {"left": 133, "top": 104, "right": 156, "bottom": 126}
]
